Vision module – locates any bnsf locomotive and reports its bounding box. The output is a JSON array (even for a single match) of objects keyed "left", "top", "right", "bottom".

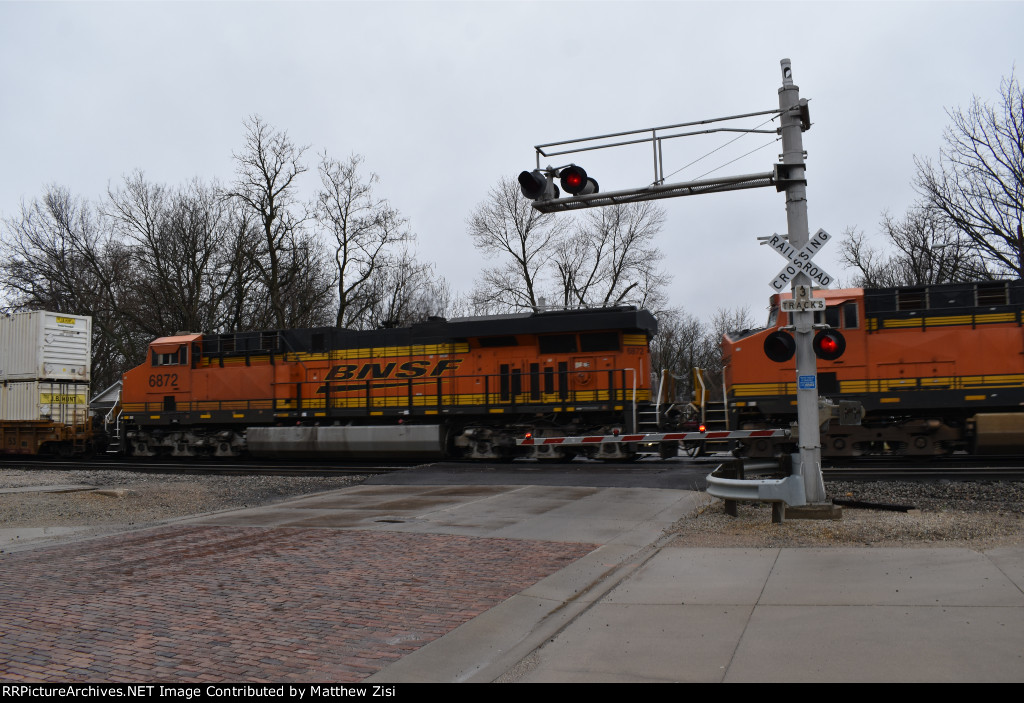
[
  {"left": 724, "top": 280, "right": 1024, "bottom": 457},
  {"left": 115, "top": 307, "right": 658, "bottom": 460}
]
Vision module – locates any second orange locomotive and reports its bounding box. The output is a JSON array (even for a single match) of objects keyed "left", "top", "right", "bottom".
[{"left": 724, "top": 280, "right": 1024, "bottom": 456}]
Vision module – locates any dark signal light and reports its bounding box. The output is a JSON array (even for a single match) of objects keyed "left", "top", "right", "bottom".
[
  {"left": 559, "top": 165, "right": 599, "bottom": 196},
  {"left": 763, "top": 330, "right": 796, "bottom": 363},
  {"left": 518, "top": 170, "right": 559, "bottom": 200},
  {"left": 813, "top": 330, "right": 846, "bottom": 360}
]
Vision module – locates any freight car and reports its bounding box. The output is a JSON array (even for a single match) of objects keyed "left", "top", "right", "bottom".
[
  {"left": 0, "top": 311, "right": 93, "bottom": 457},
  {"left": 113, "top": 306, "right": 659, "bottom": 461},
  {"left": 723, "top": 280, "right": 1024, "bottom": 457}
]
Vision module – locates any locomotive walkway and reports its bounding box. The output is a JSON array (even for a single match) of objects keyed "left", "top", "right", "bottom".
[{"left": 1, "top": 465, "right": 1022, "bottom": 683}]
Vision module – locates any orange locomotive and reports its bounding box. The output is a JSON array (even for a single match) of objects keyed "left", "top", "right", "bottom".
[
  {"left": 723, "top": 281, "right": 1024, "bottom": 457},
  {"left": 116, "top": 307, "right": 657, "bottom": 460}
]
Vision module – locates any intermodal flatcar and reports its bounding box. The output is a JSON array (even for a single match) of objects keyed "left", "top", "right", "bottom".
[
  {"left": 723, "top": 280, "right": 1024, "bottom": 456},
  {"left": 114, "top": 307, "right": 658, "bottom": 460}
]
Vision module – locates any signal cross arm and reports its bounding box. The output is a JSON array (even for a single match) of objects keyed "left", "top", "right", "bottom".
[{"left": 517, "top": 428, "right": 789, "bottom": 446}]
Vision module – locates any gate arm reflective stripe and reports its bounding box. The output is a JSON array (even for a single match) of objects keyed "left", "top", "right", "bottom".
[{"left": 517, "top": 428, "right": 789, "bottom": 446}]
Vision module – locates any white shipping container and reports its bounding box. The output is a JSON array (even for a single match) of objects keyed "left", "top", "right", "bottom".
[
  {"left": 0, "top": 311, "right": 92, "bottom": 381},
  {"left": 0, "top": 381, "right": 90, "bottom": 423}
]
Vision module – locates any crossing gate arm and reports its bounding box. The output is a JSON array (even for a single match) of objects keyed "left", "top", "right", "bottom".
[{"left": 516, "top": 428, "right": 789, "bottom": 446}]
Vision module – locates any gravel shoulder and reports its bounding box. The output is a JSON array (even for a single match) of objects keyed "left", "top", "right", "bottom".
[{"left": 670, "top": 479, "right": 1024, "bottom": 549}]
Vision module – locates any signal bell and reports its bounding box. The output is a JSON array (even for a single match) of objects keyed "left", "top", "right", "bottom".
[
  {"left": 559, "top": 165, "right": 599, "bottom": 196},
  {"left": 518, "top": 170, "right": 559, "bottom": 201},
  {"left": 763, "top": 330, "right": 796, "bottom": 363},
  {"left": 813, "top": 329, "right": 846, "bottom": 361}
]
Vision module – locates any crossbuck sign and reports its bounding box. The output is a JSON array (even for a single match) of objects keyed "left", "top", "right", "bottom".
[{"left": 767, "top": 228, "right": 833, "bottom": 292}]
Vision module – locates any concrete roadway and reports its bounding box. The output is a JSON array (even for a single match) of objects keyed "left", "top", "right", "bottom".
[{"left": 1, "top": 459, "right": 1023, "bottom": 682}]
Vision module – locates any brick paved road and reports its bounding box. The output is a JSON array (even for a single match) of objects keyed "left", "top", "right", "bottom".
[{"left": 0, "top": 526, "right": 595, "bottom": 682}]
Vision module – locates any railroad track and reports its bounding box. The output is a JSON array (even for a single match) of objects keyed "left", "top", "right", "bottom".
[
  {"left": 0, "top": 456, "right": 411, "bottom": 476},
  {"left": 823, "top": 464, "right": 1024, "bottom": 481}
]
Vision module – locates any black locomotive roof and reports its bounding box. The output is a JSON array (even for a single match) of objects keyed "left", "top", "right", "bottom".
[
  {"left": 864, "top": 280, "right": 1024, "bottom": 315},
  {"left": 202, "top": 306, "right": 658, "bottom": 355}
]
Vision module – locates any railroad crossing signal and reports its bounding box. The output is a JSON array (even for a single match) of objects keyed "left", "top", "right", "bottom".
[
  {"left": 764, "top": 328, "right": 846, "bottom": 362},
  {"left": 519, "top": 165, "right": 600, "bottom": 201}
]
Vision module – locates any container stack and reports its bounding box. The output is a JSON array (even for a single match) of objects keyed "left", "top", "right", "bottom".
[{"left": 0, "top": 311, "right": 93, "bottom": 454}]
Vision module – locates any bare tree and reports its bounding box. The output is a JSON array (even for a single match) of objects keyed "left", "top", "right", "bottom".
[
  {"left": 106, "top": 172, "right": 241, "bottom": 336},
  {"left": 839, "top": 207, "right": 991, "bottom": 288},
  {"left": 710, "top": 305, "right": 758, "bottom": 340},
  {"left": 467, "top": 177, "right": 568, "bottom": 311},
  {"left": 648, "top": 307, "right": 713, "bottom": 398},
  {"left": 228, "top": 115, "right": 324, "bottom": 328},
  {"left": 315, "top": 154, "right": 410, "bottom": 327},
  {"left": 1, "top": 186, "right": 137, "bottom": 388},
  {"left": 361, "top": 248, "right": 451, "bottom": 328},
  {"left": 551, "top": 201, "right": 670, "bottom": 308},
  {"left": 914, "top": 70, "right": 1024, "bottom": 276}
]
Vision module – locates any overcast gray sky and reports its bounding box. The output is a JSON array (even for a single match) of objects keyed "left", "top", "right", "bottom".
[{"left": 1, "top": 0, "right": 1021, "bottom": 326}]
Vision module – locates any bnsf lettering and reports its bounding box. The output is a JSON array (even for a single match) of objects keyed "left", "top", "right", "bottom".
[
  {"left": 326, "top": 359, "right": 461, "bottom": 382},
  {"left": 358, "top": 363, "right": 397, "bottom": 379},
  {"left": 396, "top": 360, "right": 430, "bottom": 377}
]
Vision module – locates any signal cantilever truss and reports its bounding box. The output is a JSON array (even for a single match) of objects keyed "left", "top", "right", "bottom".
[
  {"left": 529, "top": 107, "right": 790, "bottom": 213},
  {"left": 530, "top": 171, "right": 776, "bottom": 213}
]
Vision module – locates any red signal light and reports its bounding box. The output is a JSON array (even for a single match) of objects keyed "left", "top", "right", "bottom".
[
  {"left": 698, "top": 424, "right": 707, "bottom": 433},
  {"left": 559, "top": 165, "right": 599, "bottom": 196},
  {"left": 813, "top": 329, "right": 846, "bottom": 361}
]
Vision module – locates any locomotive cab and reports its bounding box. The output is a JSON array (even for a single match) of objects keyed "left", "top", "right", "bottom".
[{"left": 123, "top": 334, "right": 200, "bottom": 412}]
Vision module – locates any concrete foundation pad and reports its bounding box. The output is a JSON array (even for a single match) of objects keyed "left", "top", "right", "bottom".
[{"left": 785, "top": 502, "right": 843, "bottom": 520}]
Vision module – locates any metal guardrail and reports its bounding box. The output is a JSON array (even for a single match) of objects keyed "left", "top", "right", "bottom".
[{"left": 706, "top": 469, "right": 807, "bottom": 507}]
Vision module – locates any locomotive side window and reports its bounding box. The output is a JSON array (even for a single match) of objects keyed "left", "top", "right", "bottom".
[
  {"left": 824, "top": 306, "right": 841, "bottom": 328},
  {"left": 152, "top": 345, "right": 186, "bottom": 366},
  {"left": 842, "top": 302, "right": 859, "bottom": 329},
  {"left": 539, "top": 334, "right": 578, "bottom": 353},
  {"left": 815, "top": 303, "right": 858, "bottom": 329}
]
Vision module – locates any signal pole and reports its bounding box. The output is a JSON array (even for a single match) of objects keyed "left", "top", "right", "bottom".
[
  {"left": 777, "top": 59, "right": 827, "bottom": 504},
  {"left": 518, "top": 59, "right": 832, "bottom": 509}
]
